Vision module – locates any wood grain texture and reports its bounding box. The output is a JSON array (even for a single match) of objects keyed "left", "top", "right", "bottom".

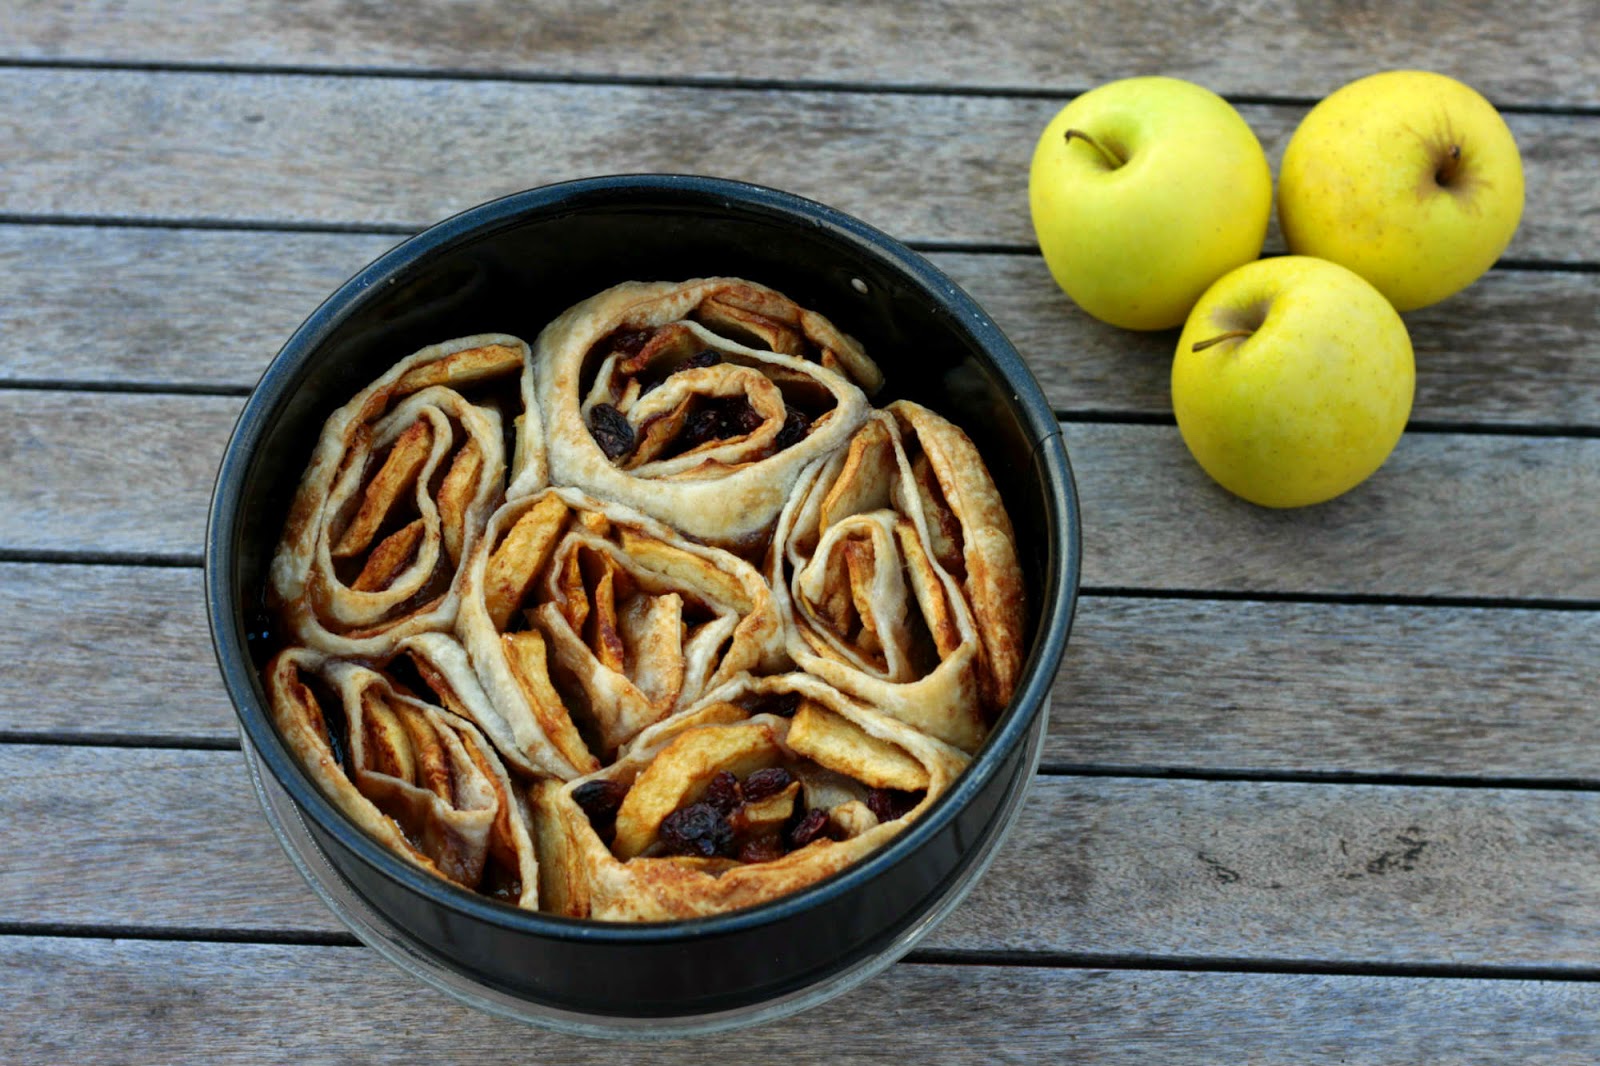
[
  {"left": 943, "top": 257, "right": 1600, "bottom": 429},
  {"left": 7, "top": 744, "right": 1600, "bottom": 969},
  {"left": 7, "top": 940, "right": 1600, "bottom": 1065},
  {"left": 7, "top": 391, "right": 1595, "bottom": 598},
  {"left": 2, "top": 5, "right": 1595, "bottom": 1057},
  {"left": 0, "top": 391, "right": 240, "bottom": 556},
  {"left": 1065, "top": 422, "right": 1600, "bottom": 599},
  {"left": 1049, "top": 597, "right": 1600, "bottom": 777},
  {"left": 2, "top": 0, "right": 1596, "bottom": 107},
  {"left": 8, "top": 561, "right": 1599, "bottom": 782},
  {"left": 0, "top": 70, "right": 1593, "bottom": 262},
  {"left": 6, "top": 225, "right": 1599, "bottom": 430},
  {"left": 942, "top": 775, "right": 1600, "bottom": 964},
  {"left": 0, "top": 563, "right": 233, "bottom": 739},
  {"left": 0, "top": 225, "right": 399, "bottom": 389}
]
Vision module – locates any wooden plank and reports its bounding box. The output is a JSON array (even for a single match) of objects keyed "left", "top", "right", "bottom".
[
  {"left": 0, "top": 225, "right": 398, "bottom": 389},
  {"left": 1064, "top": 422, "right": 1600, "bottom": 600},
  {"left": 1050, "top": 597, "right": 1600, "bottom": 778},
  {"left": 5, "top": 391, "right": 1595, "bottom": 598},
  {"left": 0, "top": 391, "right": 240, "bottom": 557},
  {"left": 944, "top": 775, "right": 1600, "bottom": 964},
  {"left": 7, "top": 940, "right": 1600, "bottom": 1065},
  {"left": 942, "top": 256, "right": 1600, "bottom": 429},
  {"left": 7, "top": 226, "right": 1599, "bottom": 430},
  {"left": 8, "top": 562, "right": 1599, "bottom": 783},
  {"left": 6, "top": 744, "right": 1600, "bottom": 969},
  {"left": 2, "top": 0, "right": 1596, "bottom": 108},
  {"left": 0, "top": 70, "right": 1593, "bottom": 262},
  {"left": 0, "top": 563, "right": 234, "bottom": 739}
]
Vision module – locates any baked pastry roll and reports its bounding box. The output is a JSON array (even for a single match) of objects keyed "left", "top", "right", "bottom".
[
  {"left": 456, "top": 487, "right": 785, "bottom": 779},
  {"left": 263, "top": 646, "right": 540, "bottom": 907},
  {"left": 387, "top": 631, "right": 547, "bottom": 779},
  {"left": 257, "top": 283, "right": 1031, "bottom": 923},
  {"left": 270, "top": 335, "right": 542, "bottom": 657},
  {"left": 884, "top": 400, "right": 1027, "bottom": 711},
  {"left": 771, "top": 402, "right": 1024, "bottom": 751},
  {"left": 530, "top": 673, "right": 969, "bottom": 921},
  {"left": 533, "top": 278, "right": 882, "bottom": 551}
]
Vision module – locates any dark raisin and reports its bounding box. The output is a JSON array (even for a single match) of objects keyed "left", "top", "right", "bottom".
[
  {"left": 610, "top": 329, "right": 653, "bottom": 355},
  {"left": 788, "top": 808, "right": 830, "bottom": 849},
  {"left": 679, "top": 350, "right": 721, "bottom": 371},
  {"left": 572, "top": 779, "right": 629, "bottom": 839},
  {"left": 774, "top": 408, "right": 812, "bottom": 450},
  {"left": 572, "top": 779, "right": 628, "bottom": 819},
  {"left": 866, "top": 788, "right": 919, "bottom": 823},
  {"left": 726, "top": 400, "right": 764, "bottom": 436},
  {"left": 739, "top": 834, "right": 787, "bottom": 864},
  {"left": 658, "top": 802, "right": 734, "bottom": 858},
  {"left": 679, "top": 407, "right": 724, "bottom": 450},
  {"left": 721, "top": 400, "right": 751, "bottom": 433},
  {"left": 587, "top": 403, "right": 635, "bottom": 461},
  {"left": 764, "top": 691, "right": 802, "bottom": 718},
  {"left": 736, "top": 400, "right": 768, "bottom": 435},
  {"left": 703, "top": 770, "right": 743, "bottom": 814},
  {"left": 742, "top": 767, "right": 795, "bottom": 803}
]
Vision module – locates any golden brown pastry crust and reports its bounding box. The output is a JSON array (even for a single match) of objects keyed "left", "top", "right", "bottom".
[
  {"left": 771, "top": 410, "right": 992, "bottom": 751},
  {"left": 390, "top": 631, "right": 547, "bottom": 779},
  {"left": 262, "top": 283, "right": 1027, "bottom": 922},
  {"left": 269, "top": 334, "right": 540, "bottom": 658},
  {"left": 454, "top": 487, "right": 786, "bottom": 778},
  {"left": 264, "top": 646, "right": 540, "bottom": 907},
  {"left": 533, "top": 279, "right": 880, "bottom": 548},
  {"left": 887, "top": 400, "right": 1027, "bottom": 711},
  {"left": 530, "top": 673, "right": 968, "bottom": 921}
]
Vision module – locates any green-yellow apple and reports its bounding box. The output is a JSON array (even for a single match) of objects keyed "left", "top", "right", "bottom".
[
  {"left": 1171, "top": 256, "right": 1414, "bottom": 508},
  {"left": 1278, "top": 70, "right": 1524, "bottom": 311},
  {"left": 1029, "top": 76, "right": 1272, "bottom": 331}
]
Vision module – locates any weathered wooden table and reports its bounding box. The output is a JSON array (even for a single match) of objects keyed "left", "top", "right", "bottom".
[{"left": 2, "top": 3, "right": 1597, "bottom": 1061}]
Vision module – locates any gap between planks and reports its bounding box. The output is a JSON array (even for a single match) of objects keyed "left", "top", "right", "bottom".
[
  {"left": 2, "top": 547, "right": 1597, "bottom": 612},
  {"left": 5, "top": 921, "right": 1600, "bottom": 985},
  {"left": 11, "top": 731, "right": 1600, "bottom": 794},
  {"left": 3, "top": 213, "right": 1599, "bottom": 272},
  {"left": 1, "top": 56, "right": 1597, "bottom": 117},
  {"left": 9, "top": 751, "right": 1600, "bottom": 969},
  {"left": 3, "top": 384, "right": 1599, "bottom": 442}
]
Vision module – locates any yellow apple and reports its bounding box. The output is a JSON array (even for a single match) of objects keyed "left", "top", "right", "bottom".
[
  {"left": 1171, "top": 256, "right": 1414, "bottom": 508},
  {"left": 1278, "top": 70, "right": 1524, "bottom": 312},
  {"left": 1028, "top": 76, "right": 1272, "bottom": 331}
]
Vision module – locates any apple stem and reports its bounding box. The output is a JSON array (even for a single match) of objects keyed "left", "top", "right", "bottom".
[
  {"left": 1191, "top": 329, "right": 1255, "bottom": 352},
  {"left": 1435, "top": 143, "right": 1463, "bottom": 187},
  {"left": 1063, "top": 128, "right": 1125, "bottom": 169}
]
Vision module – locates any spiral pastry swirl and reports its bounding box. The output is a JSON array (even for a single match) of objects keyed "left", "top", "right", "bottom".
[
  {"left": 455, "top": 487, "right": 784, "bottom": 778},
  {"left": 770, "top": 402, "right": 1024, "bottom": 752},
  {"left": 534, "top": 278, "right": 882, "bottom": 550},
  {"left": 531, "top": 672, "right": 968, "bottom": 921},
  {"left": 270, "top": 335, "right": 541, "bottom": 657},
  {"left": 264, "top": 647, "right": 539, "bottom": 906},
  {"left": 261, "top": 279, "right": 1027, "bottom": 919}
]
